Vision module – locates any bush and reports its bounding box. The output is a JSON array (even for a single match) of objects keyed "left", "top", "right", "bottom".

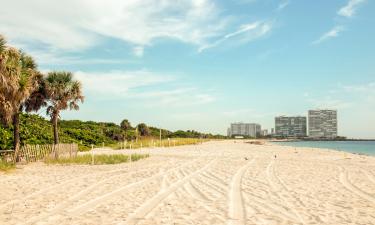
[{"left": 0, "top": 159, "right": 15, "bottom": 171}]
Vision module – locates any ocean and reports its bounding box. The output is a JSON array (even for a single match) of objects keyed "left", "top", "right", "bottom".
[{"left": 273, "top": 141, "right": 375, "bottom": 156}]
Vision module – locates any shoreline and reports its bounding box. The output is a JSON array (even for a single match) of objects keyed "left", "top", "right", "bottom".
[{"left": 266, "top": 140, "right": 375, "bottom": 157}]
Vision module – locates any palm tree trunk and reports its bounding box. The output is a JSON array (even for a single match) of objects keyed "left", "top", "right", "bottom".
[
  {"left": 52, "top": 113, "right": 59, "bottom": 144},
  {"left": 13, "top": 112, "right": 20, "bottom": 162}
]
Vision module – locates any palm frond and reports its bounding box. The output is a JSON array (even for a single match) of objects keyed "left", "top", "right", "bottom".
[{"left": 0, "top": 35, "right": 5, "bottom": 53}]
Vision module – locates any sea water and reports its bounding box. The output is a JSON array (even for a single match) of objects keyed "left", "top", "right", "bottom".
[{"left": 273, "top": 141, "right": 375, "bottom": 156}]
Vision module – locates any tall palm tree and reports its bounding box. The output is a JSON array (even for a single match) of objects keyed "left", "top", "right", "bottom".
[
  {"left": 0, "top": 36, "right": 39, "bottom": 160},
  {"left": 45, "top": 71, "right": 84, "bottom": 144}
]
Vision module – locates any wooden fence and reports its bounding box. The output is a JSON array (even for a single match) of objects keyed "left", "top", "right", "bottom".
[{"left": 0, "top": 143, "right": 78, "bottom": 163}]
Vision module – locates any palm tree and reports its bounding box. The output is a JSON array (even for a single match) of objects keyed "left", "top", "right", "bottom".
[
  {"left": 120, "top": 119, "right": 131, "bottom": 140},
  {"left": 45, "top": 71, "right": 84, "bottom": 144},
  {"left": 0, "top": 36, "right": 40, "bottom": 160},
  {"left": 23, "top": 72, "right": 48, "bottom": 113},
  {"left": 137, "top": 123, "right": 150, "bottom": 136}
]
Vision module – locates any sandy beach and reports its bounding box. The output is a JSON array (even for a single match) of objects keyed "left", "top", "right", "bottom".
[{"left": 1, "top": 140, "right": 374, "bottom": 225}]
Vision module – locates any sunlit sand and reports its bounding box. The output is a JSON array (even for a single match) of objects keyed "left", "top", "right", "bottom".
[{"left": 1, "top": 141, "right": 374, "bottom": 224}]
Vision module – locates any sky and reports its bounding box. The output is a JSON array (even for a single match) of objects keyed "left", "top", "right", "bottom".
[{"left": 0, "top": 0, "right": 374, "bottom": 138}]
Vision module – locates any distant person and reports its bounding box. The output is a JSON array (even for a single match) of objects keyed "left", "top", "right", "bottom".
[{"left": 274, "top": 154, "right": 277, "bottom": 159}]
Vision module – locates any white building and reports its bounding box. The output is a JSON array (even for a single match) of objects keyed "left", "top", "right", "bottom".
[
  {"left": 308, "top": 109, "right": 337, "bottom": 139},
  {"left": 228, "top": 123, "right": 261, "bottom": 138}
]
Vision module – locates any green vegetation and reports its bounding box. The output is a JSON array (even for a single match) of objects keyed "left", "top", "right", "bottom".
[
  {"left": 44, "top": 71, "right": 84, "bottom": 144},
  {"left": 0, "top": 113, "right": 226, "bottom": 151},
  {"left": 0, "top": 35, "right": 42, "bottom": 159},
  {"left": 0, "top": 35, "right": 84, "bottom": 161},
  {"left": 45, "top": 153, "right": 149, "bottom": 165},
  {"left": 0, "top": 159, "right": 15, "bottom": 171}
]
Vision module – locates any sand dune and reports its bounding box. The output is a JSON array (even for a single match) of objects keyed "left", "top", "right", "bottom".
[{"left": 1, "top": 141, "right": 374, "bottom": 225}]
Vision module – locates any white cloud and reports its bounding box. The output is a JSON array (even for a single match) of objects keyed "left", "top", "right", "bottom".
[
  {"left": 75, "top": 70, "right": 175, "bottom": 97},
  {"left": 307, "top": 97, "right": 352, "bottom": 109},
  {"left": 340, "top": 82, "right": 375, "bottom": 103},
  {"left": 312, "top": 0, "right": 365, "bottom": 46},
  {"left": 338, "top": 0, "right": 366, "bottom": 18},
  {"left": 26, "top": 50, "right": 136, "bottom": 66},
  {"left": 199, "top": 21, "right": 272, "bottom": 52},
  {"left": 277, "top": 0, "right": 290, "bottom": 11},
  {"left": 222, "top": 108, "right": 254, "bottom": 117},
  {"left": 74, "top": 70, "right": 215, "bottom": 106},
  {"left": 0, "top": 0, "right": 228, "bottom": 53},
  {"left": 126, "top": 88, "right": 216, "bottom": 107},
  {"left": 340, "top": 82, "right": 375, "bottom": 93},
  {"left": 133, "top": 46, "right": 144, "bottom": 57},
  {"left": 312, "top": 26, "right": 344, "bottom": 44}
]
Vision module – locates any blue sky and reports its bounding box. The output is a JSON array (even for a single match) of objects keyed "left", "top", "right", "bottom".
[{"left": 1, "top": 0, "right": 374, "bottom": 138}]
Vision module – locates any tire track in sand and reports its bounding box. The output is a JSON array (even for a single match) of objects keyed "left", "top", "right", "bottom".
[
  {"left": 0, "top": 166, "right": 137, "bottom": 211},
  {"left": 0, "top": 158, "right": 172, "bottom": 211},
  {"left": 339, "top": 167, "right": 375, "bottom": 204},
  {"left": 227, "top": 158, "right": 255, "bottom": 225},
  {"left": 266, "top": 159, "right": 306, "bottom": 225},
  {"left": 44, "top": 158, "right": 200, "bottom": 224},
  {"left": 242, "top": 189, "right": 299, "bottom": 222},
  {"left": 24, "top": 163, "right": 170, "bottom": 225},
  {"left": 361, "top": 169, "right": 375, "bottom": 186},
  {"left": 122, "top": 159, "right": 217, "bottom": 225},
  {"left": 68, "top": 160, "right": 198, "bottom": 216}
]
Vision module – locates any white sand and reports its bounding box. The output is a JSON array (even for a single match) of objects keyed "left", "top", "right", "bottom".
[{"left": 1, "top": 140, "right": 374, "bottom": 225}]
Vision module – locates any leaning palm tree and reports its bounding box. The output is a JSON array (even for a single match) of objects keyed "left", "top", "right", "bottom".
[
  {"left": 45, "top": 71, "right": 84, "bottom": 144},
  {"left": 0, "top": 36, "right": 39, "bottom": 160}
]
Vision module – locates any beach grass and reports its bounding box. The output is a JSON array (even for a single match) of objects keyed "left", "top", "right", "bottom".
[
  {"left": 0, "top": 159, "right": 15, "bottom": 171},
  {"left": 45, "top": 153, "right": 149, "bottom": 165},
  {"left": 110, "top": 138, "right": 208, "bottom": 150}
]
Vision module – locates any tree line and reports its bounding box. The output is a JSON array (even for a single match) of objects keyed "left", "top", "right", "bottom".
[{"left": 0, "top": 35, "right": 84, "bottom": 161}]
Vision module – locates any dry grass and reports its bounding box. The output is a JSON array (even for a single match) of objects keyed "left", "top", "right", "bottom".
[
  {"left": 45, "top": 153, "right": 149, "bottom": 165},
  {"left": 111, "top": 138, "right": 208, "bottom": 150},
  {"left": 0, "top": 159, "right": 15, "bottom": 171}
]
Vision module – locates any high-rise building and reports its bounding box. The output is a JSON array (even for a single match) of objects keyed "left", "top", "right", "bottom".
[
  {"left": 275, "top": 116, "right": 307, "bottom": 137},
  {"left": 308, "top": 110, "right": 337, "bottom": 138},
  {"left": 229, "top": 123, "right": 261, "bottom": 138}
]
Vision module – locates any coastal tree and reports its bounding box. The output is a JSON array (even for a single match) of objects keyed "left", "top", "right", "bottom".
[
  {"left": 137, "top": 123, "right": 150, "bottom": 136},
  {"left": 0, "top": 35, "right": 40, "bottom": 160},
  {"left": 120, "top": 119, "right": 131, "bottom": 140},
  {"left": 120, "top": 119, "right": 131, "bottom": 131},
  {"left": 45, "top": 71, "right": 84, "bottom": 144}
]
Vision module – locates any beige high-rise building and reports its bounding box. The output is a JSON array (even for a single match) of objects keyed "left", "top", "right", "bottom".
[
  {"left": 275, "top": 116, "right": 307, "bottom": 137},
  {"left": 308, "top": 109, "right": 337, "bottom": 139},
  {"left": 228, "top": 123, "right": 261, "bottom": 138}
]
